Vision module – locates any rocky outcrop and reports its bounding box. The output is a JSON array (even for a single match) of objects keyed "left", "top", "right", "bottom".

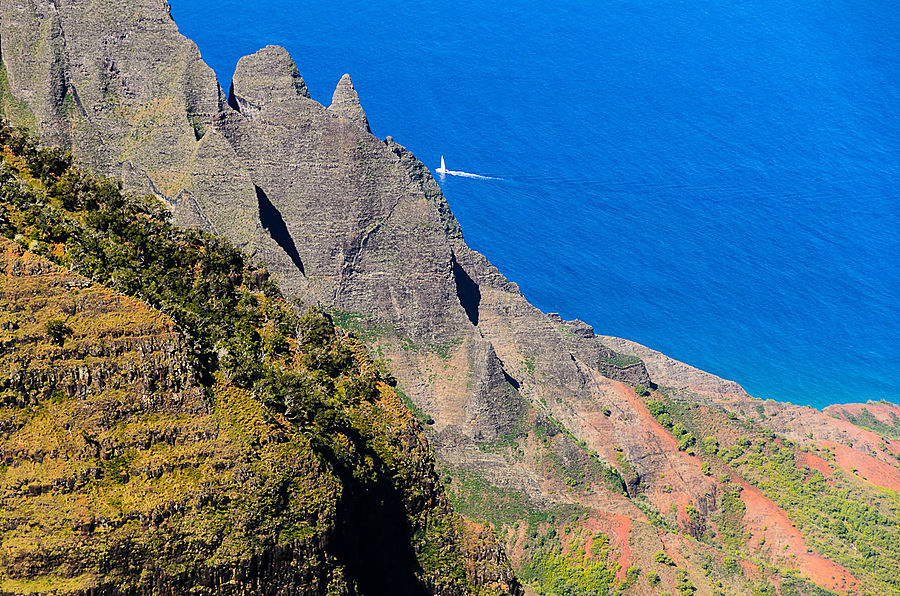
[
  {"left": 0, "top": 226, "right": 520, "bottom": 595},
  {"left": 599, "top": 334, "right": 748, "bottom": 397},
  {"left": 462, "top": 523, "right": 522, "bottom": 595},
  {"left": 0, "top": 242, "right": 203, "bottom": 411},
  {"left": 328, "top": 74, "right": 371, "bottom": 133}
]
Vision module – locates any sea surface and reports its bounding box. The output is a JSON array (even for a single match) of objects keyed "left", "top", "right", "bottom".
[{"left": 171, "top": 0, "right": 899, "bottom": 409}]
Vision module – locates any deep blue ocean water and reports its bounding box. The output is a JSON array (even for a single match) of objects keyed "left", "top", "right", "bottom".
[{"left": 171, "top": 0, "right": 899, "bottom": 409}]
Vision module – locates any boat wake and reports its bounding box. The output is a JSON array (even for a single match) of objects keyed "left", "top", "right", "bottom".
[{"left": 435, "top": 156, "right": 502, "bottom": 180}]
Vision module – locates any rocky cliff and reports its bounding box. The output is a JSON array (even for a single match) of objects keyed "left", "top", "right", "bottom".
[{"left": 2, "top": 1, "right": 900, "bottom": 595}]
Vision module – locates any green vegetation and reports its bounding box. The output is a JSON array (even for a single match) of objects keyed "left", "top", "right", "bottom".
[
  {"left": 534, "top": 414, "right": 627, "bottom": 495},
  {"left": 830, "top": 405, "right": 900, "bottom": 440},
  {"left": 0, "top": 62, "right": 36, "bottom": 130},
  {"left": 716, "top": 481, "right": 747, "bottom": 552},
  {"left": 601, "top": 353, "right": 642, "bottom": 369},
  {"left": 520, "top": 530, "right": 620, "bottom": 596},
  {"left": 675, "top": 569, "right": 696, "bottom": 595},
  {"left": 444, "top": 466, "right": 564, "bottom": 530},
  {"left": 647, "top": 400, "right": 696, "bottom": 452},
  {"left": 43, "top": 317, "right": 73, "bottom": 345},
  {"left": 616, "top": 566, "right": 641, "bottom": 593},
  {"left": 395, "top": 384, "right": 434, "bottom": 425},
  {"left": 522, "top": 351, "right": 537, "bottom": 376},
  {"left": 645, "top": 390, "right": 900, "bottom": 594},
  {"left": 654, "top": 551, "right": 675, "bottom": 566},
  {"left": 727, "top": 438, "right": 900, "bottom": 590},
  {"left": 327, "top": 308, "right": 394, "bottom": 343}
]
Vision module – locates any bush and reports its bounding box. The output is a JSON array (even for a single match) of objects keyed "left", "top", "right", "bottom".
[
  {"left": 676, "top": 570, "right": 696, "bottom": 595},
  {"left": 654, "top": 551, "right": 675, "bottom": 566},
  {"left": 45, "top": 318, "right": 73, "bottom": 345}
]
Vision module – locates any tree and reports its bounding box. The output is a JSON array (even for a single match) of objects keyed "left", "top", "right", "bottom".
[{"left": 45, "top": 318, "right": 73, "bottom": 346}]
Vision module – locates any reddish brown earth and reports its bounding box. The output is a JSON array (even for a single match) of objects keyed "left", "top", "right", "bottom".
[
  {"left": 582, "top": 514, "right": 633, "bottom": 581},
  {"left": 613, "top": 382, "right": 718, "bottom": 519},
  {"left": 825, "top": 441, "right": 900, "bottom": 493},
  {"left": 796, "top": 451, "right": 834, "bottom": 478},
  {"left": 719, "top": 397, "right": 900, "bottom": 466},
  {"left": 825, "top": 401, "right": 900, "bottom": 427},
  {"left": 734, "top": 475, "right": 857, "bottom": 593}
]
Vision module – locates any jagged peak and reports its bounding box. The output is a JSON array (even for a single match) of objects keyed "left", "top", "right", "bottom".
[
  {"left": 328, "top": 73, "right": 370, "bottom": 132},
  {"left": 228, "top": 45, "right": 310, "bottom": 116}
]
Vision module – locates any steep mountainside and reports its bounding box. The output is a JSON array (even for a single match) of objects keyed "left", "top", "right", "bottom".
[
  {"left": 1, "top": 1, "right": 899, "bottom": 595},
  {"left": 0, "top": 128, "right": 520, "bottom": 595}
]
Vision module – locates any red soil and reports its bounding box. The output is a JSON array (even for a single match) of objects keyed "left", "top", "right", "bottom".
[
  {"left": 612, "top": 382, "right": 714, "bottom": 507},
  {"left": 613, "top": 517, "right": 633, "bottom": 579},
  {"left": 825, "top": 402, "right": 900, "bottom": 457},
  {"left": 825, "top": 401, "right": 900, "bottom": 427},
  {"left": 735, "top": 474, "right": 857, "bottom": 593},
  {"left": 796, "top": 451, "right": 833, "bottom": 478},
  {"left": 825, "top": 440, "right": 900, "bottom": 494},
  {"left": 818, "top": 408, "right": 900, "bottom": 459},
  {"left": 583, "top": 513, "right": 633, "bottom": 580}
]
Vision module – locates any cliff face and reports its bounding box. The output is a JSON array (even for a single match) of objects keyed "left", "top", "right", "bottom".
[{"left": 3, "top": 1, "right": 900, "bottom": 595}]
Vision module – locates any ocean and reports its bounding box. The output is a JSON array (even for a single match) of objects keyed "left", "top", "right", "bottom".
[{"left": 170, "top": 0, "right": 899, "bottom": 409}]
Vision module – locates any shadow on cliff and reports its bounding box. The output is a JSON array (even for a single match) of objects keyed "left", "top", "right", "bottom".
[
  {"left": 452, "top": 257, "right": 480, "bottom": 327},
  {"left": 256, "top": 185, "right": 305, "bottom": 275},
  {"left": 315, "top": 427, "right": 429, "bottom": 596}
]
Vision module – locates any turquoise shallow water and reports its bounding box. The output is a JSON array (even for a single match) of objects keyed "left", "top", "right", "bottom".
[{"left": 171, "top": 0, "right": 899, "bottom": 409}]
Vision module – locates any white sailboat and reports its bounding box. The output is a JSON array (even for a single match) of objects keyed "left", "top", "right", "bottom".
[{"left": 434, "top": 155, "right": 499, "bottom": 180}]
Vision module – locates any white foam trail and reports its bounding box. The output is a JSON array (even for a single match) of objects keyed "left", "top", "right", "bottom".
[{"left": 440, "top": 169, "right": 502, "bottom": 180}]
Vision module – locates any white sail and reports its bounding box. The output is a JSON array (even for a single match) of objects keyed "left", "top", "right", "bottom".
[{"left": 437, "top": 155, "right": 446, "bottom": 173}]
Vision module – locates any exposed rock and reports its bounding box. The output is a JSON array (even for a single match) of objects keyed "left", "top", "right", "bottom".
[
  {"left": 568, "top": 319, "right": 594, "bottom": 338},
  {"left": 229, "top": 45, "right": 310, "bottom": 117},
  {"left": 463, "top": 522, "right": 523, "bottom": 596},
  {"left": 0, "top": 0, "right": 709, "bottom": 545},
  {"left": 465, "top": 341, "right": 523, "bottom": 441},
  {"left": 599, "top": 334, "right": 749, "bottom": 397},
  {"left": 328, "top": 73, "right": 371, "bottom": 133},
  {"left": 0, "top": 0, "right": 708, "bottom": 541}
]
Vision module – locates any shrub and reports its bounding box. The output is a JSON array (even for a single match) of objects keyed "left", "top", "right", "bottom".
[
  {"left": 676, "top": 569, "right": 696, "bottom": 595},
  {"left": 45, "top": 318, "right": 73, "bottom": 345},
  {"left": 655, "top": 551, "right": 675, "bottom": 566},
  {"left": 676, "top": 434, "right": 696, "bottom": 451}
]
